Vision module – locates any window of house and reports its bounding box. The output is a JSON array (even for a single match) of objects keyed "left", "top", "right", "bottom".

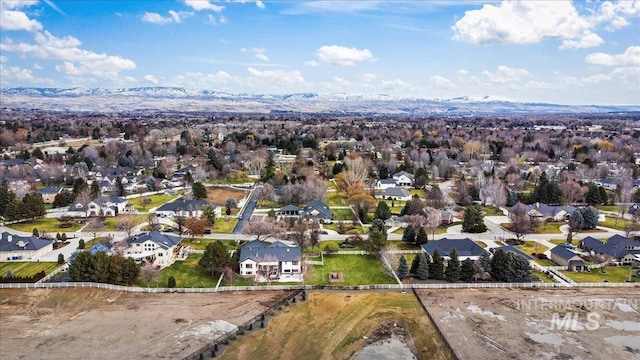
[
  {"left": 292, "top": 261, "right": 299, "bottom": 265},
  {"left": 245, "top": 264, "right": 253, "bottom": 269}
]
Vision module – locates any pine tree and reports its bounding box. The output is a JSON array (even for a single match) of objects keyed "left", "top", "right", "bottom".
[
  {"left": 460, "top": 258, "right": 475, "bottom": 282},
  {"left": 167, "top": 276, "right": 176, "bottom": 288},
  {"left": 397, "top": 255, "right": 409, "bottom": 279},
  {"left": 374, "top": 201, "right": 392, "bottom": 221},
  {"left": 416, "top": 227, "right": 428, "bottom": 245},
  {"left": 581, "top": 206, "right": 599, "bottom": 230},
  {"left": 402, "top": 226, "right": 416, "bottom": 246},
  {"left": 462, "top": 204, "right": 487, "bottom": 233},
  {"left": 490, "top": 250, "right": 511, "bottom": 282},
  {"left": 57, "top": 253, "right": 65, "bottom": 265},
  {"left": 479, "top": 251, "right": 492, "bottom": 276},
  {"left": 445, "top": 249, "right": 461, "bottom": 282},
  {"left": 410, "top": 253, "right": 420, "bottom": 274},
  {"left": 415, "top": 253, "right": 429, "bottom": 280},
  {"left": 431, "top": 249, "right": 445, "bottom": 280},
  {"left": 509, "top": 253, "right": 532, "bottom": 282}
]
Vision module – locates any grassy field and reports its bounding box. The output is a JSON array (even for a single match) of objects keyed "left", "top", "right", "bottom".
[
  {"left": 212, "top": 218, "right": 238, "bottom": 233},
  {"left": 219, "top": 291, "right": 454, "bottom": 360},
  {"left": 322, "top": 224, "right": 366, "bottom": 235},
  {"left": 331, "top": 208, "right": 354, "bottom": 219},
  {"left": 132, "top": 193, "right": 181, "bottom": 212},
  {"left": 307, "top": 255, "right": 395, "bottom": 286},
  {"left": 102, "top": 215, "right": 148, "bottom": 231},
  {"left": 180, "top": 238, "right": 237, "bottom": 251},
  {"left": 532, "top": 270, "right": 555, "bottom": 283},
  {"left": 0, "top": 262, "right": 61, "bottom": 277},
  {"left": 317, "top": 240, "right": 367, "bottom": 252},
  {"left": 502, "top": 222, "right": 564, "bottom": 234},
  {"left": 600, "top": 216, "right": 636, "bottom": 231},
  {"left": 7, "top": 218, "right": 82, "bottom": 233},
  {"left": 327, "top": 191, "right": 349, "bottom": 206},
  {"left": 138, "top": 254, "right": 220, "bottom": 288},
  {"left": 481, "top": 206, "right": 504, "bottom": 216},
  {"left": 560, "top": 266, "right": 639, "bottom": 283},
  {"left": 517, "top": 241, "right": 549, "bottom": 256},
  {"left": 534, "top": 259, "right": 556, "bottom": 267}
]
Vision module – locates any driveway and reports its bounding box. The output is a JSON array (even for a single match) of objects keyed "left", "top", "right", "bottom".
[{"left": 232, "top": 195, "right": 258, "bottom": 234}]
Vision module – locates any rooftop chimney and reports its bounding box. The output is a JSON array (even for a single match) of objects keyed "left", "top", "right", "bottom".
[{"left": 7, "top": 235, "right": 12, "bottom": 242}]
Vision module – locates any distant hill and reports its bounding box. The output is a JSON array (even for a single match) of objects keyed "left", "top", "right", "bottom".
[{"left": 1, "top": 87, "right": 638, "bottom": 115}]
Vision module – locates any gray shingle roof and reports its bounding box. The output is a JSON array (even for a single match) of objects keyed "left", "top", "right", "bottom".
[
  {"left": 421, "top": 238, "right": 487, "bottom": 258},
  {"left": 381, "top": 187, "right": 411, "bottom": 197},
  {"left": 492, "top": 245, "right": 533, "bottom": 260},
  {"left": 550, "top": 245, "right": 578, "bottom": 260},
  {"left": 239, "top": 240, "right": 301, "bottom": 263},
  {"left": 125, "top": 231, "right": 181, "bottom": 250},
  {"left": 581, "top": 235, "right": 640, "bottom": 259},
  {"left": 0, "top": 232, "right": 52, "bottom": 252},
  {"left": 156, "top": 199, "right": 213, "bottom": 212},
  {"left": 303, "top": 200, "right": 332, "bottom": 220},
  {"left": 37, "top": 186, "right": 62, "bottom": 194}
]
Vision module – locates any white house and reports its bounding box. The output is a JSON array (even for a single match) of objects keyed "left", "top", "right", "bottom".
[
  {"left": 239, "top": 240, "right": 302, "bottom": 282},
  {"left": 393, "top": 171, "right": 415, "bottom": 187},
  {"left": 377, "top": 187, "right": 412, "bottom": 201},
  {"left": 155, "top": 199, "right": 220, "bottom": 219},
  {"left": 87, "top": 195, "right": 128, "bottom": 217},
  {"left": 123, "top": 231, "right": 182, "bottom": 267},
  {"left": 1, "top": 232, "right": 53, "bottom": 261},
  {"left": 376, "top": 178, "right": 397, "bottom": 190}
]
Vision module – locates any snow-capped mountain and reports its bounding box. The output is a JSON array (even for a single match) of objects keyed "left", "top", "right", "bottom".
[{"left": 1, "top": 87, "right": 638, "bottom": 115}]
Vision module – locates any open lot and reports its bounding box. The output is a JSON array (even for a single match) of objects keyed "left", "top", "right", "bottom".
[
  {"left": 219, "top": 291, "right": 454, "bottom": 360},
  {"left": 206, "top": 186, "right": 248, "bottom": 207},
  {"left": 417, "top": 287, "right": 640, "bottom": 360},
  {"left": 306, "top": 255, "right": 396, "bottom": 286},
  {"left": 0, "top": 288, "right": 293, "bottom": 359}
]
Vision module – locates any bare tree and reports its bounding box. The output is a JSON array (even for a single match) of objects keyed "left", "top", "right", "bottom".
[
  {"left": 141, "top": 264, "right": 160, "bottom": 286},
  {"left": 425, "top": 207, "right": 442, "bottom": 241},
  {"left": 254, "top": 254, "right": 280, "bottom": 285},
  {"left": 559, "top": 180, "right": 586, "bottom": 205},
  {"left": 147, "top": 213, "right": 161, "bottom": 232},
  {"left": 242, "top": 217, "right": 286, "bottom": 241},
  {"left": 509, "top": 202, "right": 532, "bottom": 241},
  {"left": 86, "top": 217, "right": 105, "bottom": 239},
  {"left": 289, "top": 218, "right": 308, "bottom": 249},
  {"left": 116, "top": 215, "right": 137, "bottom": 237},
  {"left": 75, "top": 189, "right": 93, "bottom": 218}
]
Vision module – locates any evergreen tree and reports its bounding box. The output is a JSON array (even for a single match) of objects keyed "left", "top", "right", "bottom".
[
  {"left": 374, "top": 201, "right": 392, "bottom": 221},
  {"left": 568, "top": 209, "right": 585, "bottom": 232},
  {"left": 0, "top": 184, "right": 15, "bottom": 216},
  {"left": 261, "top": 154, "right": 276, "bottom": 182},
  {"left": 198, "top": 241, "right": 231, "bottom": 277},
  {"left": 167, "top": 276, "right": 176, "bottom": 288},
  {"left": 58, "top": 253, "right": 65, "bottom": 265},
  {"left": 22, "top": 193, "right": 45, "bottom": 221},
  {"left": 32, "top": 228, "right": 39, "bottom": 237},
  {"left": 598, "top": 186, "right": 608, "bottom": 205},
  {"left": 366, "top": 228, "right": 388, "bottom": 257},
  {"left": 581, "top": 206, "right": 599, "bottom": 229},
  {"left": 397, "top": 255, "right": 409, "bottom": 279},
  {"left": 430, "top": 249, "right": 445, "bottom": 280},
  {"left": 416, "top": 227, "right": 428, "bottom": 245},
  {"left": 78, "top": 239, "right": 85, "bottom": 250},
  {"left": 414, "top": 253, "right": 429, "bottom": 280},
  {"left": 192, "top": 182, "right": 207, "bottom": 200},
  {"left": 90, "top": 180, "right": 100, "bottom": 198},
  {"left": 509, "top": 253, "right": 532, "bottom": 282},
  {"left": 371, "top": 218, "right": 387, "bottom": 239},
  {"left": 460, "top": 258, "right": 475, "bottom": 282},
  {"left": 445, "top": 249, "right": 461, "bottom": 282},
  {"left": 490, "top": 250, "right": 511, "bottom": 282},
  {"left": 462, "top": 204, "right": 487, "bottom": 233},
  {"left": 402, "top": 226, "right": 416, "bottom": 246},
  {"left": 532, "top": 172, "right": 563, "bottom": 204},
  {"left": 585, "top": 183, "right": 603, "bottom": 205},
  {"left": 479, "top": 251, "right": 492, "bottom": 278},
  {"left": 566, "top": 231, "right": 573, "bottom": 245},
  {"left": 410, "top": 252, "right": 420, "bottom": 274}
]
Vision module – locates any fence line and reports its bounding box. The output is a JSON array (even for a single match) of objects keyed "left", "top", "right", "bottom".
[
  {"left": 35, "top": 265, "right": 66, "bottom": 284},
  {"left": 1, "top": 281, "right": 637, "bottom": 292}
]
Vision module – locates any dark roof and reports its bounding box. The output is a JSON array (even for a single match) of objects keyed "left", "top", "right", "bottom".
[
  {"left": 0, "top": 232, "right": 52, "bottom": 252},
  {"left": 156, "top": 199, "right": 213, "bottom": 212},
  {"left": 303, "top": 200, "right": 332, "bottom": 220},
  {"left": 580, "top": 236, "right": 604, "bottom": 251},
  {"left": 239, "top": 240, "right": 301, "bottom": 263},
  {"left": 37, "top": 186, "right": 63, "bottom": 194},
  {"left": 421, "top": 238, "right": 487, "bottom": 258},
  {"left": 393, "top": 171, "right": 414, "bottom": 180},
  {"left": 279, "top": 204, "right": 302, "bottom": 213},
  {"left": 509, "top": 202, "right": 577, "bottom": 217},
  {"left": 585, "top": 235, "right": 640, "bottom": 259},
  {"left": 492, "top": 245, "right": 533, "bottom": 260},
  {"left": 125, "top": 231, "right": 181, "bottom": 250},
  {"left": 89, "top": 243, "right": 110, "bottom": 255},
  {"left": 93, "top": 195, "right": 126, "bottom": 205},
  {"left": 550, "top": 245, "right": 579, "bottom": 260},
  {"left": 381, "top": 187, "right": 411, "bottom": 197},
  {"left": 569, "top": 259, "right": 586, "bottom": 267},
  {"left": 1, "top": 159, "right": 25, "bottom": 167},
  {"left": 378, "top": 178, "right": 396, "bottom": 185}
]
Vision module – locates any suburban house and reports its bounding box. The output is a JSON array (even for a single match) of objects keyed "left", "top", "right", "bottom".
[
  {"left": 421, "top": 238, "right": 487, "bottom": 261},
  {"left": 376, "top": 178, "right": 397, "bottom": 190},
  {"left": 37, "top": 186, "right": 63, "bottom": 204},
  {"left": 550, "top": 245, "right": 587, "bottom": 271},
  {"left": 378, "top": 187, "right": 412, "bottom": 201},
  {"left": 277, "top": 200, "right": 332, "bottom": 223},
  {"left": 579, "top": 235, "right": 640, "bottom": 265},
  {"left": 155, "top": 199, "right": 220, "bottom": 219},
  {"left": 629, "top": 203, "right": 640, "bottom": 216},
  {"left": 0, "top": 232, "right": 53, "bottom": 261},
  {"left": 509, "top": 202, "right": 577, "bottom": 222},
  {"left": 65, "top": 195, "right": 129, "bottom": 218},
  {"left": 123, "top": 231, "right": 182, "bottom": 267},
  {"left": 593, "top": 178, "right": 621, "bottom": 191},
  {"left": 238, "top": 240, "right": 302, "bottom": 282},
  {"left": 393, "top": 171, "right": 415, "bottom": 187}
]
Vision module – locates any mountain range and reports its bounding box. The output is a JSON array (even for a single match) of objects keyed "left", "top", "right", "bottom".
[{"left": 1, "top": 87, "right": 638, "bottom": 115}]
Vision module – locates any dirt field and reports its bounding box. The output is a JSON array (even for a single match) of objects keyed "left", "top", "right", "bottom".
[
  {"left": 219, "top": 291, "right": 454, "bottom": 360},
  {"left": 206, "top": 186, "right": 248, "bottom": 207},
  {"left": 416, "top": 287, "right": 640, "bottom": 360},
  {"left": 0, "top": 288, "right": 293, "bottom": 360}
]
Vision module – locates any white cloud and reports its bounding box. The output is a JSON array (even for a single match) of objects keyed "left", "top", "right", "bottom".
[
  {"left": 430, "top": 75, "right": 455, "bottom": 89},
  {"left": 452, "top": 2, "right": 592, "bottom": 48},
  {"left": 304, "top": 60, "right": 319, "bottom": 67},
  {"left": 458, "top": 69, "right": 469, "bottom": 76},
  {"left": 183, "top": 0, "right": 224, "bottom": 12},
  {"left": 593, "top": 0, "right": 640, "bottom": 31},
  {"left": 142, "top": 10, "right": 192, "bottom": 25},
  {"left": 0, "top": 55, "right": 7, "bottom": 63},
  {"left": 359, "top": 73, "right": 376, "bottom": 82},
  {"left": 482, "top": 65, "right": 530, "bottom": 83},
  {"left": 315, "top": 45, "right": 375, "bottom": 66},
  {"left": 144, "top": 74, "right": 159, "bottom": 84},
  {"left": 33, "top": 63, "right": 42, "bottom": 69},
  {"left": 0, "top": 63, "right": 53, "bottom": 85},
  {"left": 247, "top": 67, "right": 304, "bottom": 83},
  {"left": 1, "top": 30, "right": 136, "bottom": 81},
  {"left": 559, "top": 32, "right": 604, "bottom": 49},
  {"left": 585, "top": 46, "right": 640, "bottom": 67},
  {"left": 0, "top": 9, "right": 43, "bottom": 32},
  {"left": 381, "top": 78, "right": 410, "bottom": 90},
  {"left": 253, "top": 48, "right": 269, "bottom": 62},
  {"left": 581, "top": 74, "right": 611, "bottom": 84},
  {"left": 228, "top": 0, "right": 265, "bottom": 9}
]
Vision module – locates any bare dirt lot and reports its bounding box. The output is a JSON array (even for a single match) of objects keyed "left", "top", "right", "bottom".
[
  {"left": 416, "top": 287, "right": 640, "bottom": 360},
  {"left": 206, "top": 187, "right": 248, "bottom": 207},
  {"left": 0, "top": 288, "right": 293, "bottom": 360}
]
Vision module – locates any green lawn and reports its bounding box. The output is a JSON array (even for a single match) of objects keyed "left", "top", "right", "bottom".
[
  {"left": 560, "top": 266, "right": 639, "bottom": 283},
  {"left": 327, "top": 191, "right": 349, "bottom": 206},
  {"left": 181, "top": 238, "right": 237, "bottom": 251},
  {"left": 475, "top": 241, "right": 487, "bottom": 248},
  {"left": 409, "top": 189, "right": 425, "bottom": 198},
  {"left": 82, "top": 237, "right": 106, "bottom": 249},
  {"left": 102, "top": 215, "right": 148, "bottom": 231},
  {"left": 323, "top": 223, "right": 366, "bottom": 235},
  {"left": 502, "top": 222, "right": 564, "bottom": 234},
  {"left": 318, "top": 240, "right": 368, "bottom": 252},
  {"left": 212, "top": 218, "right": 237, "bottom": 233},
  {"left": 7, "top": 217, "right": 82, "bottom": 234},
  {"left": 600, "top": 217, "right": 636, "bottom": 231},
  {"left": 548, "top": 239, "right": 566, "bottom": 245},
  {"left": 307, "top": 254, "right": 395, "bottom": 286},
  {"left": 138, "top": 254, "right": 219, "bottom": 288},
  {"left": 598, "top": 205, "right": 618, "bottom": 212},
  {"left": 0, "top": 262, "right": 61, "bottom": 277},
  {"left": 535, "top": 259, "right": 556, "bottom": 267},
  {"left": 133, "top": 192, "right": 182, "bottom": 212},
  {"left": 517, "top": 241, "right": 549, "bottom": 256},
  {"left": 481, "top": 206, "right": 504, "bottom": 216},
  {"left": 532, "top": 270, "right": 555, "bottom": 283},
  {"left": 332, "top": 208, "right": 355, "bottom": 219}
]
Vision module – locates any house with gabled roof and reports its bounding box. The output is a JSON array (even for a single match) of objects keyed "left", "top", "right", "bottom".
[
  {"left": 421, "top": 238, "right": 487, "bottom": 261},
  {"left": 277, "top": 200, "right": 332, "bottom": 223},
  {"left": 579, "top": 235, "right": 640, "bottom": 265},
  {"left": 393, "top": 171, "right": 414, "bottom": 187},
  {"left": 550, "top": 245, "right": 587, "bottom": 271},
  {"left": 87, "top": 195, "right": 128, "bottom": 217},
  {"left": 378, "top": 187, "right": 411, "bottom": 201},
  {"left": 123, "top": 231, "right": 182, "bottom": 267},
  {"left": 509, "top": 202, "right": 578, "bottom": 222},
  {"left": 36, "top": 186, "right": 63, "bottom": 204},
  {"left": 155, "top": 199, "right": 220, "bottom": 219},
  {"left": 1, "top": 232, "right": 53, "bottom": 261},
  {"left": 376, "top": 178, "right": 397, "bottom": 190},
  {"left": 238, "top": 240, "right": 302, "bottom": 282}
]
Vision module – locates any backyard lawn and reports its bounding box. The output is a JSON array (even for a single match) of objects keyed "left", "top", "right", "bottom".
[
  {"left": 331, "top": 208, "right": 355, "bottom": 219},
  {"left": 481, "top": 206, "right": 504, "bottom": 216},
  {"left": 132, "top": 193, "right": 181, "bottom": 212},
  {"left": 7, "top": 217, "right": 83, "bottom": 234},
  {"left": 211, "top": 218, "right": 238, "bottom": 233},
  {"left": 560, "top": 266, "right": 639, "bottom": 283},
  {"left": 599, "top": 216, "right": 636, "bottom": 231},
  {"left": 532, "top": 270, "right": 555, "bottom": 283},
  {"left": 139, "top": 254, "right": 219, "bottom": 288},
  {"left": 181, "top": 238, "right": 237, "bottom": 251},
  {"left": 327, "top": 191, "right": 349, "bottom": 206},
  {"left": 0, "top": 262, "right": 61, "bottom": 277},
  {"left": 307, "top": 254, "right": 396, "bottom": 286},
  {"left": 102, "top": 215, "right": 148, "bottom": 231},
  {"left": 518, "top": 241, "right": 549, "bottom": 256}
]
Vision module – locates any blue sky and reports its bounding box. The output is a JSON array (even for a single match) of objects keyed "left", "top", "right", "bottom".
[{"left": 0, "top": 0, "right": 638, "bottom": 105}]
